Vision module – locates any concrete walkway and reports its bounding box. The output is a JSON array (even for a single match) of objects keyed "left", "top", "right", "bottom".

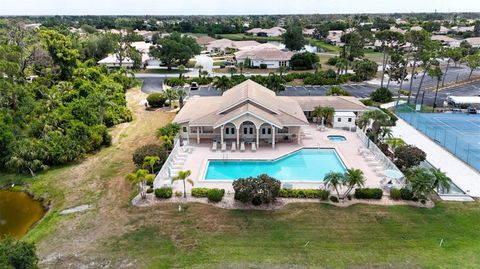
[{"left": 391, "top": 118, "right": 480, "bottom": 198}]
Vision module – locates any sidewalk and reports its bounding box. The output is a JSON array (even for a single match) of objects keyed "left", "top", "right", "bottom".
[{"left": 391, "top": 118, "right": 480, "bottom": 198}]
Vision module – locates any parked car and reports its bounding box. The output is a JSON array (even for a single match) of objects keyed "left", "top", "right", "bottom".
[
  {"left": 467, "top": 106, "right": 477, "bottom": 114},
  {"left": 190, "top": 82, "right": 199, "bottom": 90}
]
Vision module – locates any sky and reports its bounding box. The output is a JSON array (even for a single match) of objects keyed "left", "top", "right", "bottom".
[{"left": 2, "top": 0, "right": 480, "bottom": 15}]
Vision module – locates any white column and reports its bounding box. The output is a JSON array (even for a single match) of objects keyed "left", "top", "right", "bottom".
[
  {"left": 220, "top": 125, "right": 224, "bottom": 145},
  {"left": 236, "top": 126, "right": 240, "bottom": 146},
  {"left": 196, "top": 127, "right": 200, "bottom": 144},
  {"left": 272, "top": 125, "right": 276, "bottom": 148},
  {"left": 186, "top": 125, "right": 190, "bottom": 145},
  {"left": 256, "top": 127, "right": 260, "bottom": 148},
  {"left": 297, "top": 128, "right": 301, "bottom": 144}
]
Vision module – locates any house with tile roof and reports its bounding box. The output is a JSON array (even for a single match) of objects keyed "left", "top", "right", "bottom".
[{"left": 174, "top": 80, "right": 368, "bottom": 148}]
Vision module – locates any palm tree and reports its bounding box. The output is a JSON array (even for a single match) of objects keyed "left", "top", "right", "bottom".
[
  {"left": 405, "top": 166, "right": 436, "bottom": 199},
  {"left": 431, "top": 168, "right": 452, "bottom": 193},
  {"left": 142, "top": 156, "right": 160, "bottom": 174},
  {"left": 266, "top": 73, "right": 286, "bottom": 92},
  {"left": 177, "top": 89, "right": 187, "bottom": 109},
  {"left": 237, "top": 62, "right": 244, "bottom": 75},
  {"left": 379, "top": 127, "right": 393, "bottom": 140},
  {"left": 278, "top": 66, "right": 288, "bottom": 76},
  {"left": 358, "top": 110, "right": 389, "bottom": 142},
  {"left": 126, "top": 169, "right": 154, "bottom": 199},
  {"left": 312, "top": 62, "right": 321, "bottom": 77},
  {"left": 213, "top": 76, "right": 232, "bottom": 92},
  {"left": 196, "top": 65, "right": 203, "bottom": 77},
  {"left": 321, "top": 106, "right": 335, "bottom": 126},
  {"left": 177, "top": 64, "right": 185, "bottom": 78},
  {"left": 172, "top": 170, "right": 194, "bottom": 198},
  {"left": 228, "top": 67, "right": 237, "bottom": 77},
  {"left": 342, "top": 168, "right": 365, "bottom": 198},
  {"left": 95, "top": 91, "right": 115, "bottom": 124},
  {"left": 385, "top": 137, "right": 405, "bottom": 150},
  {"left": 324, "top": 171, "right": 344, "bottom": 199},
  {"left": 312, "top": 106, "right": 323, "bottom": 124},
  {"left": 427, "top": 64, "right": 443, "bottom": 112},
  {"left": 163, "top": 88, "right": 178, "bottom": 108}
]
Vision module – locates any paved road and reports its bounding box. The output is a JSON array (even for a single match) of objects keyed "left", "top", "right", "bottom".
[{"left": 140, "top": 77, "right": 165, "bottom": 93}]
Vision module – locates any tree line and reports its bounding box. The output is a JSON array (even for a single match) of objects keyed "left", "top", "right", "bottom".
[{"left": 0, "top": 20, "right": 136, "bottom": 176}]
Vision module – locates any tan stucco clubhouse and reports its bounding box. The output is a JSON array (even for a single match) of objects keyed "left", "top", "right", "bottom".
[{"left": 174, "top": 80, "right": 368, "bottom": 149}]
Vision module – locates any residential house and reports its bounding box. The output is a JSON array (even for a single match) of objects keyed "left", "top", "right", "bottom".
[
  {"left": 431, "top": 35, "right": 457, "bottom": 46},
  {"left": 326, "top": 30, "right": 344, "bottom": 45},
  {"left": 234, "top": 45, "right": 294, "bottom": 68},
  {"left": 206, "top": 39, "right": 260, "bottom": 54},
  {"left": 303, "top": 28, "right": 315, "bottom": 36},
  {"left": 246, "top": 27, "right": 286, "bottom": 37}
]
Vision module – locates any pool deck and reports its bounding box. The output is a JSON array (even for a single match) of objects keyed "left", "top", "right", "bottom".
[
  {"left": 167, "top": 126, "right": 384, "bottom": 194},
  {"left": 392, "top": 118, "right": 480, "bottom": 198}
]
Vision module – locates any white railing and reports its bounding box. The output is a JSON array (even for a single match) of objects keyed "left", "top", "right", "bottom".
[
  {"left": 355, "top": 129, "right": 404, "bottom": 181},
  {"left": 153, "top": 135, "right": 181, "bottom": 189}
]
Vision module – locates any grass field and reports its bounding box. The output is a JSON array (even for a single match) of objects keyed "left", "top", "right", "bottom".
[
  {"left": 217, "top": 33, "right": 283, "bottom": 42},
  {"left": 2, "top": 86, "right": 480, "bottom": 269}
]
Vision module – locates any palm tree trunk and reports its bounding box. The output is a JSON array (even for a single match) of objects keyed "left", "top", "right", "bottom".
[
  {"left": 414, "top": 63, "right": 430, "bottom": 104},
  {"left": 99, "top": 106, "right": 105, "bottom": 124},
  {"left": 380, "top": 44, "right": 387, "bottom": 88},
  {"left": 469, "top": 68, "right": 474, "bottom": 79},
  {"left": 442, "top": 58, "right": 451, "bottom": 86},
  {"left": 408, "top": 57, "right": 418, "bottom": 97},
  {"left": 183, "top": 179, "right": 187, "bottom": 198},
  {"left": 432, "top": 79, "right": 440, "bottom": 112}
]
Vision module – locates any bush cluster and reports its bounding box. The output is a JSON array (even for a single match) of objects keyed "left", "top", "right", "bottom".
[
  {"left": 278, "top": 189, "right": 330, "bottom": 200},
  {"left": 154, "top": 187, "right": 172, "bottom": 199},
  {"left": 370, "top": 87, "right": 393, "bottom": 103},
  {"left": 232, "top": 174, "right": 281, "bottom": 205},
  {"left": 147, "top": 93, "right": 167, "bottom": 108},
  {"left": 380, "top": 108, "right": 399, "bottom": 126},
  {"left": 132, "top": 144, "right": 167, "bottom": 172},
  {"left": 400, "top": 188, "right": 414, "bottom": 201},
  {"left": 390, "top": 188, "right": 401, "bottom": 200},
  {"left": 329, "top": 196, "right": 339, "bottom": 203},
  {"left": 164, "top": 77, "right": 187, "bottom": 87},
  {"left": 354, "top": 188, "right": 383, "bottom": 200},
  {"left": 188, "top": 77, "right": 213, "bottom": 85},
  {"left": 207, "top": 189, "right": 225, "bottom": 202},
  {"left": 191, "top": 188, "right": 209, "bottom": 197}
]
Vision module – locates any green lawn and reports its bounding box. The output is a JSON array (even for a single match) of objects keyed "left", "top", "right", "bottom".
[
  {"left": 104, "top": 202, "right": 480, "bottom": 269},
  {"left": 306, "top": 38, "right": 341, "bottom": 53}
]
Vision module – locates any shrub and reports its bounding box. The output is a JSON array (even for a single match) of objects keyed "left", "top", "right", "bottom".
[
  {"left": 207, "top": 188, "right": 225, "bottom": 202},
  {"left": 380, "top": 108, "right": 398, "bottom": 126},
  {"left": 259, "top": 63, "right": 267, "bottom": 69},
  {"left": 370, "top": 87, "right": 393, "bottom": 103},
  {"left": 146, "top": 188, "right": 154, "bottom": 194},
  {"left": 400, "top": 188, "right": 414, "bottom": 200},
  {"left": 232, "top": 174, "right": 281, "bottom": 205},
  {"left": 164, "top": 77, "right": 187, "bottom": 87},
  {"left": 326, "top": 56, "right": 338, "bottom": 66},
  {"left": 290, "top": 52, "right": 320, "bottom": 70},
  {"left": 360, "top": 99, "right": 374, "bottom": 106},
  {"left": 329, "top": 196, "right": 339, "bottom": 203},
  {"left": 155, "top": 187, "right": 172, "bottom": 199},
  {"left": 354, "top": 188, "right": 383, "bottom": 199},
  {"left": 390, "top": 188, "right": 401, "bottom": 200},
  {"left": 132, "top": 144, "right": 167, "bottom": 171},
  {"left": 394, "top": 145, "right": 426, "bottom": 171},
  {"left": 147, "top": 93, "right": 167, "bottom": 108},
  {"left": 278, "top": 189, "right": 329, "bottom": 200},
  {"left": 191, "top": 188, "right": 209, "bottom": 197}
]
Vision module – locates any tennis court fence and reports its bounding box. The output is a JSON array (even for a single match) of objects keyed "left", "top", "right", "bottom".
[{"left": 395, "top": 105, "right": 480, "bottom": 172}]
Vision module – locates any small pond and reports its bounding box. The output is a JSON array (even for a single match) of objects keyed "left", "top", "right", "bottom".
[{"left": 0, "top": 190, "right": 46, "bottom": 238}]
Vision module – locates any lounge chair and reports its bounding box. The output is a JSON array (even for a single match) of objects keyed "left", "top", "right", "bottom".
[
  {"left": 221, "top": 142, "right": 227, "bottom": 152},
  {"left": 211, "top": 141, "right": 217, "bottom": 152},
  {"left": 251, "top": 142, "right": 257, "bottom": 152},
  {"left": 240, "top": 141, "right": 245, "bottom": 152},
  {"left": 231, "top": 142, "right": 236, "bottom": 152}
]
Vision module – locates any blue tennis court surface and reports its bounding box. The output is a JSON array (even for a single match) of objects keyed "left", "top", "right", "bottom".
[{"left": 396, "top": 106, "right": 480, "bottom": 171}]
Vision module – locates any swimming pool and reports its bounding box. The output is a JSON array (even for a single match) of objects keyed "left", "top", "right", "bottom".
[
  {"left": 327, "top": 135, "right": 347, "bottom": 142},
  {"left": 204, "top": 148, "right": 346, "bottom": 181}
]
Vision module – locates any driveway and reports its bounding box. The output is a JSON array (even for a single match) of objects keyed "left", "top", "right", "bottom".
[{"left": 139, "top": 77, "right": 165, "bottom": 94}]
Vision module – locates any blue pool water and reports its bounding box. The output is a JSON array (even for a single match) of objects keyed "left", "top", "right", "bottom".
[
  {"left": 327, "top": 135, "right": 347, "bottom": 142},
  {"left": 204, "top": 148, "right": 346, "bottom": 181}
]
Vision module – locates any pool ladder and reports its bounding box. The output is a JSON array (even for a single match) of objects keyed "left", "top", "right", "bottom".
[{"left": 222, "top": 152, "right": 229, "bottom": 161}]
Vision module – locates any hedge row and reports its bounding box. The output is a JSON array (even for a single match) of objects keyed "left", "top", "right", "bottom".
[
  {"left": 191, "top": 188, "right": 225, "bottom": 202},
  {"left": 390, "top": 188, "right": 415, "bottom": 201},
  {"left": 354, "top": 188, "right": 383, "bottom": 200},
  {"left": 155, "top": 187, "right": 172, "bottom": 199},
  {"left": 278, "top": 189, "right": 330, "bottom": 200}
]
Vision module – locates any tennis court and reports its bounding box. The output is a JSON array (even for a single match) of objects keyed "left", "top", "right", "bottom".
[{"left": 396, "top": 106, "right": 480, "bottom": 171}]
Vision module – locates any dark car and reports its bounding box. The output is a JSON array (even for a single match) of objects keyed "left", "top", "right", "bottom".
[{"left": 190, "top": 82, "right": 199, "bottom": 90}]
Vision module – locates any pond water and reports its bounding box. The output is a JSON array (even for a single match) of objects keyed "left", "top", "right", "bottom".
[
  {"left": 266, "top": 41, "right": 323, "bottom": 53},
  {"left": 0, "top": 190, "right": 46, "bottom": 238}
]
